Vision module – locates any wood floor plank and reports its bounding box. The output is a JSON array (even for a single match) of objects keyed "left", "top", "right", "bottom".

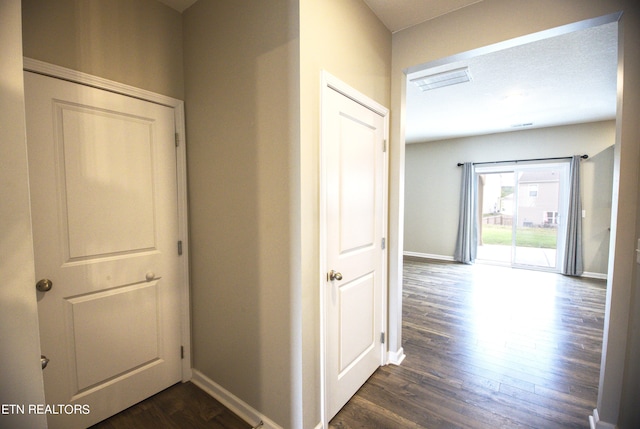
[
  {"left": 331, "top": 394, "right": 429, "bottom": 429},
  {"left": 89, "top": 382, "right": 250, "bottom": 429},
  {"left": 363, "top": 367, "right": 537, "bottom": 429},
  {"left": 330, "top": 258, "right": 605, "bottom": 429},
  {"left": 91, "top": 259, "right": 605, "bottom": 428}
]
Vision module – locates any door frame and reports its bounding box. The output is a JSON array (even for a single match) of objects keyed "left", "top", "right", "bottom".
[
  {"left": 319, "top": 71, "right": 389, "bottom": 426},
  {"left": 23, "top": 58, "right": 192, "bottom": 382}
]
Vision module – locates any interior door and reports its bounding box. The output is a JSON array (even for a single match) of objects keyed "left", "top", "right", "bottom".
[
  {"left": 25, "top": 71, "right": 182, "bottom": 429},
  {"left": 323, "top": 79, "right": 387, "bottom": 421}
]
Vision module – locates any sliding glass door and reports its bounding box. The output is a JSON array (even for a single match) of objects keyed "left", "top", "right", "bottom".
[{"left": 477, "top": 162, "right": 569, "bottom": 271}]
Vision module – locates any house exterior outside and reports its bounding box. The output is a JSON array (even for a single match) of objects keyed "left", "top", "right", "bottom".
[
  {"left": 479, "top": 169, "right": 560, "bottom": 228},
  {"left": 517, "top": 170, "right": 560, "bottom": 228}
]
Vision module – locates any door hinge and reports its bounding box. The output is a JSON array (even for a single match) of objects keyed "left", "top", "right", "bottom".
[
  {"left": 380, "top": 332, "right": 385, "bottom": 344},
  {"left": 181, "top": 346, "right": 184, "bottom": 359},
  {"left": 178, "top": 240, "right": 183, "bottom": 256},
  {"left": 383, "top": 139, "right": 387, "bottom": 153},
  {"left": 381, "top": 237, "right": 386, "bottom": 250},
  {"left": 175, "top": 132, "right": 180, "bottom": 147}
]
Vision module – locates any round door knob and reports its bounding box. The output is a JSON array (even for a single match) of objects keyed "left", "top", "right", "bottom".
[
  {"left": 36, "top": 279, "right": 53, "bottom": 292},
  {"left": 145, "top": 272, "right": 155, "bottom": 281},
  {"left": 41, "top": 355, "right": 50, "bottom": 370},
  {"left": 328, "top": 270, "right": 343, "bottom": 281}
]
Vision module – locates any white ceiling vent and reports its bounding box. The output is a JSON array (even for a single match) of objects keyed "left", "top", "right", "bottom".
[
  {"left": 411, "top": 67, "right": 472, "bottom": 91},
  {"left": 511, "top": 122, "right": 534, "bottom": 128}
]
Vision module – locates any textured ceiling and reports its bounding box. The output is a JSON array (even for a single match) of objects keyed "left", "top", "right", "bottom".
[
  {"left": 405, "top": 21, "right": 618, "bottom": 143},
  {"left": 156, "top": 1, "right": 618, "bottom": 145}
]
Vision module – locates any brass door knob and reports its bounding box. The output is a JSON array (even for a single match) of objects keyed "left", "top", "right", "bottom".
[
  {"left": 328, "top": 270, "right": 343, "bottom": 281},
  {"left": 36, "top": 279, "right": 53, "bottom": 292},
  {"left": 41, "top": 355, "right": 50, "bottom": 370}
]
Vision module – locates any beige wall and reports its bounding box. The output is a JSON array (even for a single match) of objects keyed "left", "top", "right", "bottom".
[
  {"left": 0, "top": 1, "right": 47, "bottom": 428},
  {"left": 22, "top": 0, "right": 184, "bottom": 99},
  {"left": 300, "top": 1, "right": 391, "bottom": 425},
  {"left": 392, "top": 1, "right": 640, "bottom": 427},
  {"left": 405, "top": 121, "right": 615, "bottom": 275},
  {"left": 183, "top": 0, "right": 299, "bottom": 426}
]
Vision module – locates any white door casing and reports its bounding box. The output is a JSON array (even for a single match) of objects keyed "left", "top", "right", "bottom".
[
  {"left": 25, "top": 69, "right": 188, "bottom": 429},
  {"left": 321, "top": 72, "right": 389, "bottom": 423}
]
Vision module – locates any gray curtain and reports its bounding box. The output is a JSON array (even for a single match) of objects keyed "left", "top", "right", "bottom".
[
  {"left": 454, "top": 162, "right": 478, "bottom": 264},
  {"left": 563, "top": 155, "right": 583, "bottom": 276}
]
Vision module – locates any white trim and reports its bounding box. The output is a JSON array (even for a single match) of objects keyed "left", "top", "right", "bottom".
[
  {"left": 319, "top": 70, "right": 390, "bottom": 428},
  {"left": 323, "top": 75, "right": 388, "bottom": 117},
  {"left": 404, "top": 251, "right": 455, "bottom": 262},
  {"left": 191, "top": 369, "right": 282, "bottom": 429},
  {"left": 582, "top": 272, "right": 608, "bottom": 280},
  {"left": 174, "top": 102, "right": 193, "bottom": 381},
  {"left": 23, "top": 58, "right": 193, "bottom": 381},
  {"left": 319, "top": 72, "right": 328, "bottom": 429},
  {"left": 590, "top": 408, "right": 618, "bottom": 429},
  {"left": 387, "top": 347, "right": 406, "bottom": 366},
  {"left": 403, "top": 251, "right": 607, "bottom": 279},
  {"left": 23, "top": 58, "right": 181, "bottom": 108}
]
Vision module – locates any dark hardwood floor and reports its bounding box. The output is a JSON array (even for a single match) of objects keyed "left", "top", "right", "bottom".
[
  {"left": 89, "top": 382, "right": 250, "bottom": 429},
  {"left": 330, "top": 258, "right": 606, "bottom": 429},
  {"left": 91, "top": 258, "right": 605, "bottom": 428}
]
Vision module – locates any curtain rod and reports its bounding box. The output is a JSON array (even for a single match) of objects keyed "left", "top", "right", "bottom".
[{"left": 456, "top": 154, "right": 588, "bottom": 167}]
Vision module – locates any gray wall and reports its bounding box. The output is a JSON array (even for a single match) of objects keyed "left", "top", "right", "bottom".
[
  {"left": 183, "top": 1, "right": 299, "bottom": 425},
  {"left": 404, "top": 121, "right": 615, "bottom": 275}
]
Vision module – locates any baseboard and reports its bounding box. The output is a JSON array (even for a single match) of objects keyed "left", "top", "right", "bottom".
[
  {"left": 191, "top": 369, "right": 283, "bottom": 429},
  {"left": 403, "top": 252, "right": 607, "bottom": 279},
  {"left": 387, "top": 347, "right": 406, "bottom": 365},
  {"left": 590, "top": 408, "right": 618, "bottom": 429},
  {"left": 582, "top": 272, "right": 607, "bottom": 280},
  {"left": 403, "top": 251, "right": 455, "bottom": 262}
]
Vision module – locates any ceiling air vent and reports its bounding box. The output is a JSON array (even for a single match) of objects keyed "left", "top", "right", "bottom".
[
  {"left": 411, "top": 67, "right": 472, "bottom": 91},
  {"left": 511, "top": 122, "right": 534, "bottom": 128}
]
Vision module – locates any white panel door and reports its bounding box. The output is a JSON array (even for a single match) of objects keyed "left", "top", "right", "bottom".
[
  {"left": 323, "top": 79, "right": 387, "bottom": 421},
  {"left": 25, "top": 71, "right": 182, "bottom": 429}
]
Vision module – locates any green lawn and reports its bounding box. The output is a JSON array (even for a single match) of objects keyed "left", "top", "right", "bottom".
[{"left": 481, "top": 224, "right": 557, "bottom": 249}]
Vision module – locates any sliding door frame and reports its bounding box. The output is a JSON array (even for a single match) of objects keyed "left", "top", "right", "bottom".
[{"left": 475, "top": 160, "right": 570, "bottom": 271}]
